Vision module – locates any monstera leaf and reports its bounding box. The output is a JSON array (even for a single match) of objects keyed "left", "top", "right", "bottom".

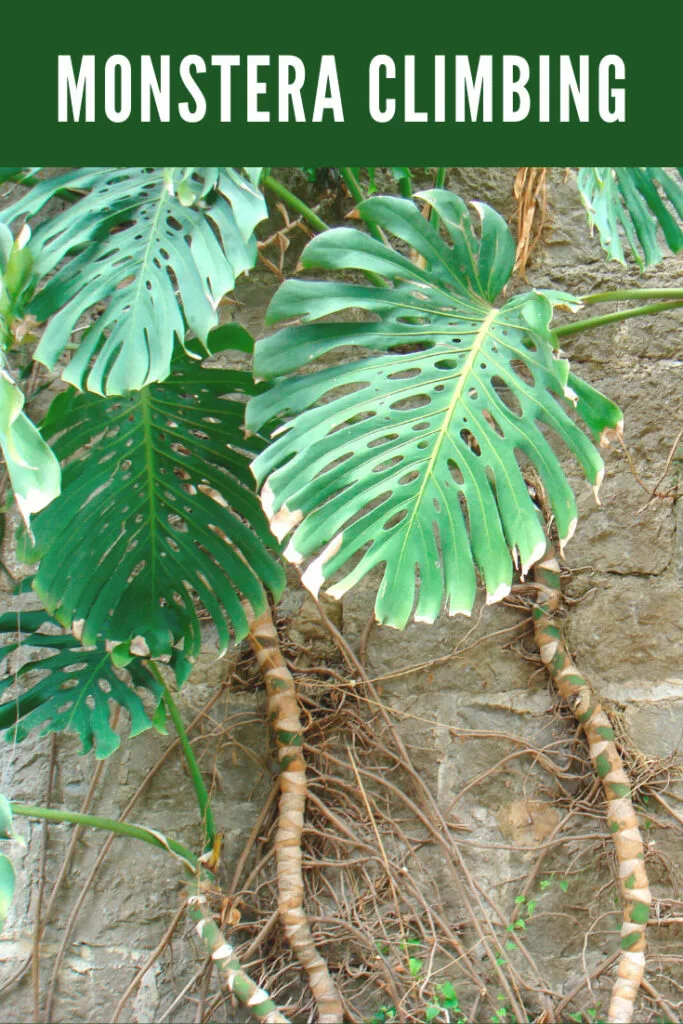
[
  {"left": 0, "top": 611, "right": 161, "bottom": 757},
  {"left": 578, "top": 167, "right": 683, "bottom": 268},
  {"left": 19, "top": 326, "right": 285, "bottom": 659},
  {"left": 0, "top": 167, "right": 266, "bottom": 394},
  {"left": 0, "top": 372, "right": 61, "bottom": 530},
  {"left": 248, "top": 190, "right": 623, "bottom": 629}
]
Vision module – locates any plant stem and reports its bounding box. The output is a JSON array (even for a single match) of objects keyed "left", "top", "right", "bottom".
[
  {"left": 262, "top": 170, "right": 383, "bottom": 286},
  {"left": 555, "top": 300, "right": 683, "bottom": 339},
  {"left": 13, "top": 803, "right": 290, "bottom": 1022},
  {"left": 3, "top": 170, "right": 82, "bottom": 203},
  {"left": 430, "top": 168, "right": 448, "bottom": 229},
  {"left": 533, "top": 529, "right": 650, "bottom": 1024},
  {"left": 339, "top": 167, "right": 386, "bottom": 243},
  {"left": 11, "top": 804, "right": 197, "bottom": 867},
  {"left": 245, "top": 602, "right": 342, "bottom": 1022},
  {"left": 581, "top": 287, "right": 683, "bottom": 305},
  {"left": 261, "top": 174, "right": 329, "bottom": 234},
  {"left": 395, "top": 171, "right": 413, "bottom": 198},
  {"left": 186, "top": 893, "right": 290, "bottom": 1023},
  {"left": 148, "top": 662, "right": 215, "bottom": 850}
]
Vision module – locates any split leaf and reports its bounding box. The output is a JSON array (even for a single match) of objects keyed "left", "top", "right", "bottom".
[
  {"left": 249, "top": 190, "right": 622, "bottom": 628},
  {"left": 0, "top": 168, "right": 266, "bottom": 394}
]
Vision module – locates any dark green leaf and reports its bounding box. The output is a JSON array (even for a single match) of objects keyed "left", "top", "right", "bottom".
[
  {"left": 0, "top": 612, "right": 161, "bottom": 757},
  {"left": 20, "top": 333, "right": 284, "bottom": 657}
]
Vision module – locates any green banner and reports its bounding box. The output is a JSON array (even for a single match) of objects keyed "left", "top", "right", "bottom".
[{"left": 3, "top": 3, "right": 680, "bottom": 164}]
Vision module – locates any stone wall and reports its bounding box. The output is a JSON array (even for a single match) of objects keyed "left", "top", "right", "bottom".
[{"left": 1, "top": 169, "right": 681, "bottom": 1023}]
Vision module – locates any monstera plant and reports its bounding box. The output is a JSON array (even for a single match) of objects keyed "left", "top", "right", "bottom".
[
  {"left": 577, "top": 166, "right": 683, "bottom": 267},
  {"left": 247, "top": 184, "right": 682, "bottom": 1024},
  {"left": 248, "top": 190, "right": 622, "bottom": 624},
  {"left": 0, "top": 167, "right": 682, "bottom": 1024}
]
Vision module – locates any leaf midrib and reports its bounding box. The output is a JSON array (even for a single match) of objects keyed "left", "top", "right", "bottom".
[
  {"left": 392, "top": 306, "right": 499, "bottom": 573},
  {"left": 139, "top": 387, "right": 158, "bottom": 618},
  {"left": 124, "top": 178, "right": 170, "bottom": 385}
]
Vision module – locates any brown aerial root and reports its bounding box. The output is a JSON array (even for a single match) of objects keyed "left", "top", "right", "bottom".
[
  {"left": 245, "top": 601, "right": 344, "bottom": 1023},
  {"left": 513, "top": 167, "right": 548, "bottom": 279},
  {"left": 532, "top": 528, "right": 651, "bottom": 1024}
]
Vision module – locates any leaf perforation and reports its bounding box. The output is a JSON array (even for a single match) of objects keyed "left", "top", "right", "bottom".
[{"left": 250, "top": 191, "right": 623, "bottom": 626}]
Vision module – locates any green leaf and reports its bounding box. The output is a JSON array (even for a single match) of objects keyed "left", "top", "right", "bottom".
[
  {"left": 0, "top": 168, "right": 267, "bottom": 394},
  {"left": 438, "top": 982, "right": 457, "bottom": 1003},
  {"left": 0, "top": 372, "right": 61, "bottom": 529},
  {"left": 151, "top": 699, "right": 169, "bottom": 736},
  {"left": 0, "top": 611, "right": 162, "bottom": 757},
  {"left": 0, "top": 795, "right": 14, "bottom": 839},
  {"left": 0, "top": 853, "right": 15, "bottom": 925},
  {"left": 20, "top": 332, "right": 285, "bottom": 658},
  {"left": 389, "top": 167, "right": 412, "bottom": 197},
  {"left": 249, "top": 190, "right": 622, "bottom": 628},
  {"left": 408, "top": 956, "right": 423, "bottom": 977},
  {"left": 0, "top": 221, "right": 34, "bottom": 347},
  {"left": 577, "top": 168, "right": 683, "bottom": 268}
]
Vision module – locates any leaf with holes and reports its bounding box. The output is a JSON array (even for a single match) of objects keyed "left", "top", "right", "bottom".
[
  {"left": 577, "top": 167, "right": 683, "bottom": 268},
  {"left": 0, "top": 167, "right": 266, "bottom": 394},
  {"left": 248, "top": 190, "right": 623, "bottom": 629},
  {"left": 19, "top": 325, "right": 285, "bottom": 658},
  {"left": 0, "top": 611, "right": 161, "bottom": 757}
]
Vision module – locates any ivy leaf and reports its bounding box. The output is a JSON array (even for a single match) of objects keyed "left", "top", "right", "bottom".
[{"left": 249, "top": 190, "right": 622, "bottom": 628}]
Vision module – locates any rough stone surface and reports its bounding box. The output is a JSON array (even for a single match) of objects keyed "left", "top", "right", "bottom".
[{"left": 1, "top": 168, "right": 682, "bottom": 1022}]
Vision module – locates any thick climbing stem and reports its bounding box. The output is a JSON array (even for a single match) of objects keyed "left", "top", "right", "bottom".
[
  {"left": 532, "top": 532, "right": 651, "bottom": 1024},
  {"left": 149, "top": 662, "right": 215, "bottom": 850},
  {"left": 186, "top": 890, "right": 290, "bottom": 1023},
  {"left": 245, "top": 602, "right": 343, "bottom": 1024},
  {"left": 13, "top": 804, "right": 290, "bottom": 1023}
]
